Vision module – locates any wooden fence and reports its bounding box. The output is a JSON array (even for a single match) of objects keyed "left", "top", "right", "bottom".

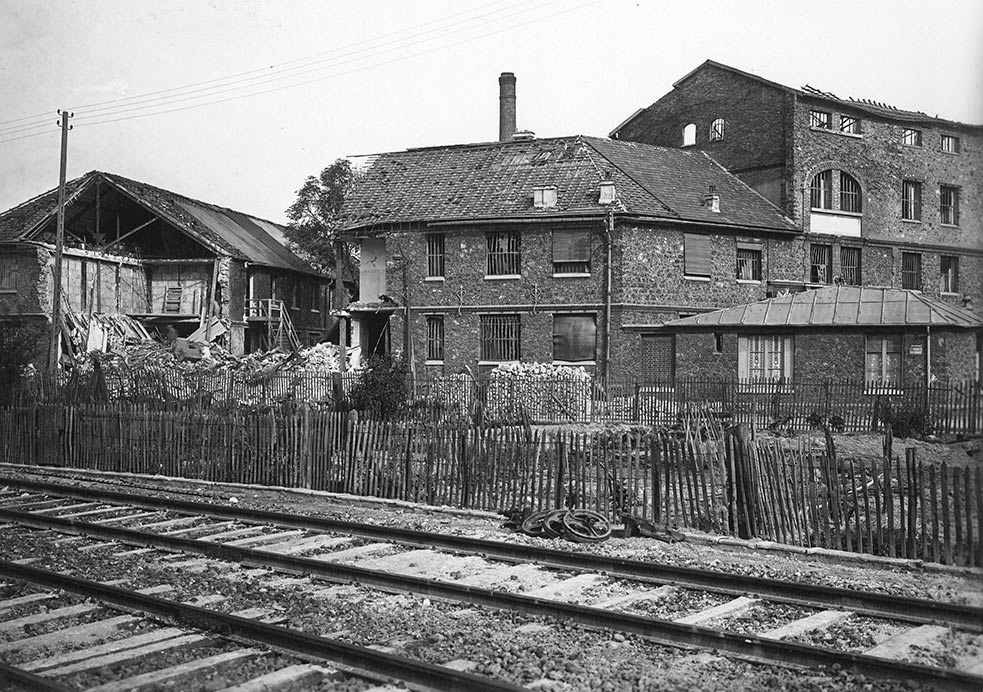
[
  {"left": 7, "top": 371, "right": 981, "bottom": 435},
  {"left": 1, "top": 404, "right": 979, "bottom": 566}
]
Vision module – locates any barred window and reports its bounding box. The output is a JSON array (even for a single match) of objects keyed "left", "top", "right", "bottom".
[
  {"left": 736, "top": 247, "right": 762, "bottom": 281},
  {"left": 810, "top": 110, "right": 831, "bottom": 129},
  {"left": 840, "top": 172, "right": 862, "bottom": 213},
  {"left": 940, "top": 134, "right": 960, "bottom": 153},
  {"left": 810, "top": 243, "right": 833, "bottom": 284},
  {"left": 810, "top": 170, "right": 833, "bottom": 209},
  {"left": 902, "top": 180, "right": 922, "bottom": 221},
  {"left": 866, "top": 335, "right": 902, "bottom": 387},
  {"left": 840, "top": 246, "right": 862, "bottom": 285},
  {"left": 480, "top": 314, "right": 520, "bottom": 361},
  {"left": 739, "top": 335, "right": 793, "bottom": 381},
  {"left": 426, "top": 234, "right": 445, "bottom": 278},
  {"left": 710, "top": 118, "right": 725, "bottom": 141},
  {"left": 940, "top": 185, "right": 960, "bottom": 226},
  {"left": 839, "top": 115, "right": 862, "bottom": 135},
  {"left": 486, "top": 231, "right": 520, "bottom": 276},
  {"left": 426, "top": 315, "right": 444, "bottom": 361},
  {"left": 901, "top": 252, "right": 922, "bottom": 290},
  {"left": 940, "top": 255, "right": 959, "bottom": 293},
  {"left": 901, "top": 128, "right": 922, "bottom": 146}
]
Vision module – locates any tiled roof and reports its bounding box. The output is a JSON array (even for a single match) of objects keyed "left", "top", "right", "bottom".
[
  {"left": 0, "top": 171, "right": 320, "bottom": 275},
  {"left": 670, "top": 60, "right": 981, "bottom": 130},
  {"left": 663, "top": 286, "right": 983, "bottom": 330},
  {"left": 341, "top": 135, "right": 795, "bottom": 233}
]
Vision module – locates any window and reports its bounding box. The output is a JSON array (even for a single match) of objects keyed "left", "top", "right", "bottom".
[
  {"left": 0, "top": 256, "right": 17, "bottom": 293},
  {"left": 640, "top": 335, "right": 675, "bottom": 381},
  {"left": 940, "top": 134, "right": 960, "bottom": 153},
  {"left": 840, "top": 172, "right": 862, "bottom": 213},
  {"left": 426, "top": 315, "right": 444, "bottom": 361},
  {"left": 901, "top": 252, "right": 922, "bottom": 290},
  {"left": 901, "top": 128, "right": 922, "bottom": 146},
  {"left": 940, "top": 255, "right": 959, "bottom": 293},
  {"left": 865, "top": 335, "right": 902, "bottom": 387},
  {"left": 682, "top": 123, "right": 696, "bottom": 146},
  {"left": 840, "top": 246, "right": 862, "bottom": 285},
  {"left": 839, "top": 115, "right": 862, "bottom": 135},
  {"left": 902, "top": 180, "right": 922, "bottom": 221},
  {"left": 480, "top": 314, "right": 520, "bottom": 361},
  {"left": 291, "top": 280, "right": 302, "bottom": 309},
  {"left": 940, "top": 185, "right": 960, "bottom": 225},
  {"left": 710, "top": 118, "right": 725, "bottom": 141},
  {"left": 552, "top": 230, "right": 590, "bottom": 274},
  {"left": 552, "top": 314, "right": 596, "bottom": 362},
  {"left": 739, "top": 335, "right": 793, "bottom": 381},
  {"left": 810, "top": 170, "right": 833, "bottom": 209},
  {"left": 736, "top": 246, "right": 762, "bottom": 281},
  {"left": 683, "top": 233, "right": 711, "bottom": 278},
  {"left": 486, "top": 231, "right": 520, "bottom": 276},
  {"left": 714, "top": 333, "right": 723, "bottom": 353},
  {"left": 810, "top": 110, "right": 831, "bottom": 129},
  {"left": 810, "top": 243, "right": 833, "bottom": 284},
  {"left": 533, "top": 186, "right": 558, "bottom": 209},
  {"left": 426, "top": 234, "right": 445, "bottom": 278}
]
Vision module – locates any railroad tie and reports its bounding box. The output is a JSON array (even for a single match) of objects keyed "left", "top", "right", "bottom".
[
  {"left": 0, "top": 615, "right": 137, "bottom": 654},
  {"left": 224, "top": 529, "right": 307, "bottom": 547},
  {"left": 198, "top": 525, "right": 268, "bottom": 542},
  {"left": 310, "top": 542, "right": 395, "bottom": 562},
  {"left": 863, "top": 625, "right": 950, "bottom": 660},
  {"left": 218, "top": 663, "right": 341, "bottom": 692},
  {"left": 93, "top": 510, "right": 164, "bottom": 525},
  {"left": 22, "top": 627, "right": 189, "bottom": 673},
  {"left": 0, "top": 591, "right": 57, "bottom": 614},
  {"left": 255, "top": 533, "right": 351, "bottom": 555},
  {"left": 164, "top": 520, "right": 236, "bottom": 537},
  {"left": 0, "top": 602, "right": 100, "bottom": 633},
  {"left": 58, "top": 506, "right": 122, "bottom": 520},
  {"left": 37, "top": 632, "right": 213, "bottom": 677},
  {"left": 524, "top": 573, "right": 607, "bottom": 602},
  {"left": 591, "top": 585, "right": 676, "bottom": 609},
  {"left": 31, "top": 501, "right": 100, "bottom": 515},
  {"left": 137, "top": 516, "right": 202, "bottom": 531},
  {"left": 759, "top": 609, "right": 853, "bottom": 640},
  {"left": 86, "top": 647, "right": 265, "bottom": 692},
  {"left": 673, "top": 596, "right": 759, "bottom": 625}
]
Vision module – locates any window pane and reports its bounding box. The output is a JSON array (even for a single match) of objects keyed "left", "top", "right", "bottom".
[
  {"left": 736, "top": 248, "right": 762, "bottom": 280},
  {"left": 840, "top": 172, "right": 862, "bottom": 213},
  {"left": 486, "top": 231, "right": 520, "bottom": 275},
  {"left": 902, "top": 180, "right": 922, "bottom": 221},
  {"left": 840, "top": 246, "right": 861, "bottom": 285},
  {"left": 480, "top": 314, "right": 520, "bottom": 361},
  {"left": 810, "top": 170, "right": 832, "bottom": 209},
  {"left": 553, "top": 314, "right": 596, "bottom": 362},
  {"left": 552, "top": 230, "right": 590, "bottom": 273}
]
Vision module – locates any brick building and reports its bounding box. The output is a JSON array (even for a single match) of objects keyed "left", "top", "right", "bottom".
[
  {"left": 651, "top": 286, "right": 982, "bottom": 386},
  {"left": 611, "top": 60, "right": 982, "bottom": 309},
  {"left": 340, "top": 132, "right": 797, "bottom": 380},
  {"left": 0, "top": 171, "right": 335, "bottom": 357}
]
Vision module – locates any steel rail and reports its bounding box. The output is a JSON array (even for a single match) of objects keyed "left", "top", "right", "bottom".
[
  {"left": 0, "top": 509, "right": 979, "bottom": 692},
  {"left": 1, "top": 475, "right": 979, "bottom": 631},
  {"left": 0, "top": 661, "right": 76, "bottom": 692},
  {"left": 0, "top": 560, "right": 524, "bottom": 692}
]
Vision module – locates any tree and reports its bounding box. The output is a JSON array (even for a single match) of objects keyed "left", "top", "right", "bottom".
[{"left": 284, "top": 158, "right": 361, "bottom": 276}]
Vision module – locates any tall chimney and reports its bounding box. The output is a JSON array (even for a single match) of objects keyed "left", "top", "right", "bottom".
[{"left": 499, "top": 72, "right": 516, "bottom": 142}]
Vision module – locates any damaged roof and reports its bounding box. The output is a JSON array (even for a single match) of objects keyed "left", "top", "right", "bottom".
[
  {"left": 341, "top": 135, "right": 796, "bottom": 233},
  {"left": 662, "top": 286, "right": 983, "bottom": 330},
  {"left": 0, "top": 171, "right": 321, "bottom": 275}
]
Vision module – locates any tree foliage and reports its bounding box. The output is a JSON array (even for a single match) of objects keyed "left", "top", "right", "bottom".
[
  {"left": 284, "top": 158, "right": 361, "bottom": 275},
  {"left": 346, "top": 355, "right": 409, "bottom": 417}
]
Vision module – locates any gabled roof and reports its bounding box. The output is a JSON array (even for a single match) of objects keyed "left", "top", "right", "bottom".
[
  {"left": 341, "top": 135, "right": 796, "bottom": 233},
  {"left": 667, "top": 60, "right": 981, "bottom": 131},
  {"left": 0, "top": 171, "right": 321, "bottom": 275},
  {"left": 662, "top": 286, "right": 983, "bottom": 330}
]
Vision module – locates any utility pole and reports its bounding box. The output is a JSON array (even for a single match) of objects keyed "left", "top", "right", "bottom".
[{"left": 48, "top": 109, "right": 73, "bottom": 373}]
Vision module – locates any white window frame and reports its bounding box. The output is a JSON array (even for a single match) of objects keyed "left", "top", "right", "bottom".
[{"left": 738, "top": 334, "right": 794, "bottom": 385}]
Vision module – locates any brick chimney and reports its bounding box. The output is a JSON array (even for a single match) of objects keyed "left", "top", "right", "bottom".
[{"left": 499, "top": 72, "right": 516, "bottom": 142}]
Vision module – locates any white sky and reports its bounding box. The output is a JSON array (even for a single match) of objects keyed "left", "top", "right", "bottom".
[{"left": 1, "top": 0, "right": 981, "bottom": 224}]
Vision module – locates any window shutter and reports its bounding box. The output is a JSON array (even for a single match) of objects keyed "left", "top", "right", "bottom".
[
  {"left": 783, "top": 336, "right": 794, "bottom": 380},
  {"left": 684, "top": 234, "right": 712, "bottom": 277},
  {"left": 738, "top": 336, "right": 749, "bottom": 379},
  {"left": 553, "top": 315, "right": 596, "bottom": 362},
  {"left": 552, "top": 231, "right": 590, "bottom": 263}
]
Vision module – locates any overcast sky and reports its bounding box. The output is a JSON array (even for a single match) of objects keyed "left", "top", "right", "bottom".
[{"left": 2, "top": 0, "right": 981, "bottom": 224}]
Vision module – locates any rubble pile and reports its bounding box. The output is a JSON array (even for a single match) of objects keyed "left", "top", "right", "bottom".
[{"left": 485, "top": 362, "right": 592, "bottom": 423}]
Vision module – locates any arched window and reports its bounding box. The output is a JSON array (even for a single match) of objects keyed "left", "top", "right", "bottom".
[
  {"left": 840, "top": 172, "right": 862, "bottom": 213},
  {"left": 710, "top": 118, "right": 725, "bottom": 141},
  {"left": 810, "top": 170, "right": 833, "bottom": 209},
  {"left": 682, "top": 123, "right": 696, "bottom": 146},
  {"left": 810, "top": 169, "right": 862, "bottom": 214}
]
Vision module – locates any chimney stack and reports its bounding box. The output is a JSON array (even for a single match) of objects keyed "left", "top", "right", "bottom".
[{"left": 499, "top": 72, "right": 516, "bottom": 142}]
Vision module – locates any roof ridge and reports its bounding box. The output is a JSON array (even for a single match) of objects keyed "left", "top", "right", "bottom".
[
  {"left": 699, "top": 152, "right": 796, "bottom": 226},
  {"left": 581, "top": 138, "right": 678, "bottom": 218}
]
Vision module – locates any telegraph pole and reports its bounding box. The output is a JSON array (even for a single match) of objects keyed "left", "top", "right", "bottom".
[{"left": 47, "top": 109, "right": 72, "bottom": 373}]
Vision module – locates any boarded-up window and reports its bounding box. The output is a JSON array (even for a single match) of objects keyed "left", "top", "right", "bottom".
[
  {"left": 639, "top": 335, "right": 675, "bottom": 382},
  {"left": 0, "top": 256, "right": 17, "bottom": 293},
  {"left": 553, "top": 314, "right": 596, "bottom": 362},
  {"left": 739, "top": 335, "right": 793, "bottom": 381},
  {"left": 683, "top": 234, "right": 711, "bottom": 277},
  {"left": 480, "top": 314, "right": 520, "bottom": 361},
  {"left": 426, "top": 315, "right": 444, "bottom": 361},
  {"left": 552, "top": 230, "right": 590, "bottom": 274}
]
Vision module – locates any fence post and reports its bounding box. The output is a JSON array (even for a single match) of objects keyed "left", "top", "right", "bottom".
[{"left": 724, "top": 423, "right": 755, "bottom": 538}]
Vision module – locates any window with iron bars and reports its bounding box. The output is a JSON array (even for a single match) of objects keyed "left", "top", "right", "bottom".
[
  {"left": 840, "top": 172, "right": 862, "bottom": 213},
  {"left": 736, "top": 247, "right": 762, "bottom": 281},
  {"left": 839, "top": 115, "right": 862, "bottom": 135},
  {"left": 480, "top": 314, "right": 520, "bottom": 361},
  {"left": 810, "top": 170, "right": 832, "bottom": 209},
  {"left": 486, "top": 231, "right": 520, "bottom": 276},
  {"left": 810, "top": 110, "right": 831, "bottom": 129},
  {"left": 940, "top": 255, "right": 959, "bottom": 293},
  {"left": 940, "top": 185, "right": 960, "bottom": 226},
  {"left": 710, "top": 118, "right": 725, "bottom": 141},
  {"left": 810, "top": 243, "right": 832, "bottom": 284},
  {"left": 840, "top": 246, "right": 862, "bottom": 285},
  {"left": 902, "top": 180, "right": 922, "bottom": 221},
  {"left": 901, "top": 252, "right": 922, "bottom": 290},
  {"left": 426, "top": 234, "right": 445, "bottom": 278},
  {"left": 426, "top": 315, "right": 444, "bottom": 361},
  {"left": 901, "top": 128, "right": 922, "bottom": 146},
  {"left": 940, "top": 134, "right": 960, "bottom": 153}
]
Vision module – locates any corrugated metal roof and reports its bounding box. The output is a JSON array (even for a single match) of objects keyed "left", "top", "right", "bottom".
[{"left": 664, "top": 286, "right": 983, "bottom": 329}]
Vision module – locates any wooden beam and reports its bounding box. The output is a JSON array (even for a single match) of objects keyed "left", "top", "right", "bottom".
[{"left": 100, "top": 216, "right": 158, "bottom": 251}]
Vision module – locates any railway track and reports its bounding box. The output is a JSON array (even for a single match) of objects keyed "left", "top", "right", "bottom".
[{"left": 1, "top": 474, "right": 981, "bottom": 691}]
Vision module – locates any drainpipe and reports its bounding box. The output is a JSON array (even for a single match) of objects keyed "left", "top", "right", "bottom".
[{"left": 603, "top": 210, "right": 614, "bottom": 381}]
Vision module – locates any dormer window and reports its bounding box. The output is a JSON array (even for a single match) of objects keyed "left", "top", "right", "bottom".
[
  {"left": 839, "top": 115, "right": 862, "bottom": 135},
  {"left": 682, "top": 123, "right": 696, "bottom": 146},
  {"left": 810, "top": 110, "right": 831, "bottom": 129},
  {"left": 533, "top": 186, "right": 557, "bottom": 209},
  {"left": 709, "top": 118, "right": 725, "bottom": 141}
]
